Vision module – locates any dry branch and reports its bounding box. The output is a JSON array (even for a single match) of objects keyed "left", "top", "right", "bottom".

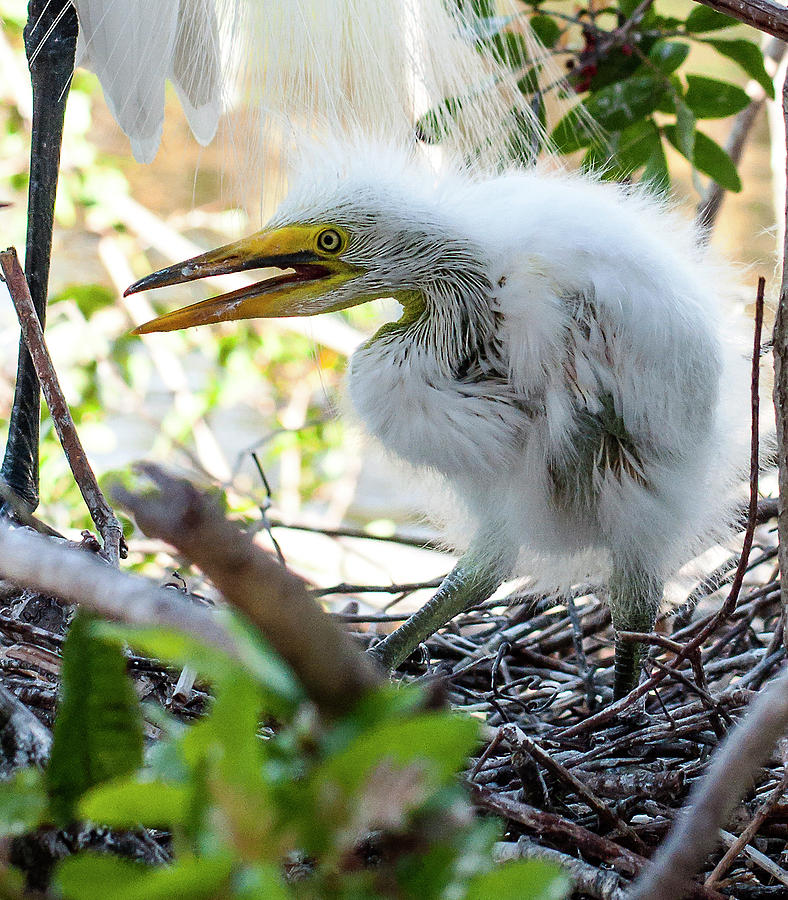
[
  {"left": 691, "top": 0, "right": 788, "bottom": 42},
  {"left": 629, "top": 664, "right": 788, "bottom": 899},
  {"left": 111, "top": 464, "right": 382, "bottom": 715},
  {"left": 0, "top": 248, "right": 124, "bottom": 565}
]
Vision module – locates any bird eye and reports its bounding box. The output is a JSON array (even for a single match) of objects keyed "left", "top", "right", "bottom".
[{"left": 317, "top": 228, "right": 343, "bottom": 254}]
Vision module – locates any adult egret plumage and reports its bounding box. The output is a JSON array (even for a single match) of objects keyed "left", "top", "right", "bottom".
[{"left": 125, "top": 143, "right": 748, "bottom": 697}]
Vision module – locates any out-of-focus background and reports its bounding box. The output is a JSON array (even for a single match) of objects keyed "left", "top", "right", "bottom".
[{"left": 0, "top": 0, "right": 782, "bottom": 608}]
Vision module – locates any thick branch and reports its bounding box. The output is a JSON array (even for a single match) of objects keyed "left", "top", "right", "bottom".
[
  {"left": 775, "top": 60, "right": 788, "bottom": 652},
  {"left": 691, "top": 0, "right": 788, "bottom": 42},
  {"left": 112, "top": 464, "right": 382, "bottom": 715}
]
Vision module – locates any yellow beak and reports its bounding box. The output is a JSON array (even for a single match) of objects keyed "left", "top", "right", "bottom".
[{"left": 124, "top": 226, "right": 362, "bottom": 335}]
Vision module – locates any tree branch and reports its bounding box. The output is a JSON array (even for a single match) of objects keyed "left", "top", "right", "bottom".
[
  {"left": 111, "top": 464, "right": 382, "bottom": 715},
  {"left": 691, "top": 0, "right": 788, "bottom": 42}
]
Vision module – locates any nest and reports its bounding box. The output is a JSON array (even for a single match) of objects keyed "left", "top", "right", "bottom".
[{"left": 0, "top": 523, "right": 785, "bottom": 899}]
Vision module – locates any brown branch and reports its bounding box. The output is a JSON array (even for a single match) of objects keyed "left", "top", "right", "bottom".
[
  {"left": 499, "top": 723, "right": 648, "bottom": 853},
  {"left": 112, "top": 464, "right": 382, "bottom": 716},
  {"left": 628, "top": 664, "right": 788, "bottom": 899},
  {"left": 0, "top": 247, "right": 125, "bottom": 565},
  {"left": 776, "top": 71, "right": 788, "bottom": 655},
  {"left": 705, "top": 767, "right": 788, "bottom": 887},
  {"left": 469, "top": 785, "right": 726, "bottom": 900},
  {"left": 690, "top": 0, "right": 788, "bottom": 42}
]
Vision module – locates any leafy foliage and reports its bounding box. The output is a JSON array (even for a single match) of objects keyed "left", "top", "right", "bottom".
[
  {"left": 0, "top": 608, "right": 569, "bottom": 899},
  {"left": 453, "top": 0, "right": 766, "bottom": 193},
  {"left": 46, "top": 611, "right": 144, "bottom": 825}
]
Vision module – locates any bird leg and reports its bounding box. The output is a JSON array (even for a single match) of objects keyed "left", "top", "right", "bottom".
[
  {"left": 608, "top": 563, "right": 663, "bottom": 700},
  {"left": 1, "top": 0, "right": 78, "bottom": 512},
  {"left": 368, "top": 544, "right": 513, "bottom": 671}
]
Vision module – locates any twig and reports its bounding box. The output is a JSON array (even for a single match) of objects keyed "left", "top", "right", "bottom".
[
  {"left": 469, "top": 785, "right": 725, "bottom": 899},
  {"left": 499, "top": 723, "right": 648, "bottom": 852},
  {"left": 493, "top": 838, "right": 627, "bottom": 900},
  {"left": 0, "top": 248, "right": 125, "bottom": 566},
  {"left": 629, "top": 664, "right": 788, "bottom": 899},
  {"left": 717, "top": 829, "right": 788, "bottom": 887},
  {"left": 705, "top": 768, "right": 788, "bottom": 887},
  {"left": 0, "top": 681, "right": 51, "bottom": 770},
  {"left": 776, "top": 68, "right": 788, "bottom": 655},
  {"left": 268, "top": 517, "right": 444, "bottom": 551},
  {"left": 313, "top": 577, "right": 445, "bottom": 598},
  {"left": 112, "top": 464, "right": 382, "bottom": 716}
]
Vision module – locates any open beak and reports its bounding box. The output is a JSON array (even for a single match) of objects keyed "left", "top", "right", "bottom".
[{"left": 124, "top": 226, "right": 361, "bottom": 334}]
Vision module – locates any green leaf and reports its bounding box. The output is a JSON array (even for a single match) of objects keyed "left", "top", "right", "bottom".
[
  {"left": 551, "top": 75, "right": 665, "bottom": 153},
  {"left": 685, "top": 5, "right": 737, "bottom": 31},
  {"left": 234, "top": 864, "right": 290, "bottom": 900},
  {"left": 0, "top": 769, "right": 48, "bottom": 836},
  {"left": 529, "top": 15, "right": 560, "bottom": 48},
  {"left": 416, "top": 98, "right": 462, "bottom": 144},
  {"left": 648, "top": 40, "right": 689, "bottom": 75},
  {"left": 684, "top": 75, "right": 749, "bottom": 118},
  {"left": 641, "top": 133, "right": 670, "bottom": 192},
  {"left": 674, "top": 98, "right": 696, "bottom": 161},
  {"left": 79, "top": 778, "right": 190, "bottom": 829},
  {"left": 57, "top": 854, "right": 234, "bottom": 900},
  {"left": 466, "top": 860, "right": 571, "bottom": 900},
  {"left": 97, "top": 614, "right": 302, "bottom": 717},
  {"left": 316, "top": 711, "right": 479, "bottom": 797},
  {"left": 702, "top": 39, "right": 775, "bottom": 98},
  {"left": 664, "top": 126, "right": 742, "bottom": 191},
  {"left": 47, "top": 612, "right": 144, "bottom": 825},
  {"left": 486, "top": 32, "right": 531, "bottom": 67}
]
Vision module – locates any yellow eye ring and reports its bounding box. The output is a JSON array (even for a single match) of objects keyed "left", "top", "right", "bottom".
[{"left": 317, "top": 228, "right": 343, "bottom": 254}]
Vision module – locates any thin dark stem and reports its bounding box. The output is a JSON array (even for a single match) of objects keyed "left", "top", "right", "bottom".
[{"left": 1, "top": 0, "right": 77, "bottom": 511}]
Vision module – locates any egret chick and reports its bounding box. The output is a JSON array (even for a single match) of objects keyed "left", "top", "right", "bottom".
[{"left": 125, "top": 145, "right": 748, "bottom": 698}]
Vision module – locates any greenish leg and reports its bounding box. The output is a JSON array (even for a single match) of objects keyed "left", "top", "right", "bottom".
[
  {"left": 368, "top": 548, "right": 510, "bottom": 671},
  {"left": 609, "top": 563, "right": 663, "bottom": 700}
]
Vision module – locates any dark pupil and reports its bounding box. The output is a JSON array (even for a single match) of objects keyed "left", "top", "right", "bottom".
[{"left": 321, "top": 231, "right": 338, "bottom": 250}]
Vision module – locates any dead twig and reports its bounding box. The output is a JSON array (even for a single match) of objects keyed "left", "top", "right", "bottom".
[
  {"left": 112, "top": 464, "right": 382, "bottom": 716},
  {"left": 629, "top": 664, "right": 788, "bottom": 899},
  {"left": 705, "top": 768, "right": 788, "bottom": 887},
  {"left": 0, "top": 248, "right": 125, "bottom": 566}
]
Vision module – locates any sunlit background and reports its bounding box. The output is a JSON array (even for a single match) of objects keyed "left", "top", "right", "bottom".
[{"left": 0, "top": 0, "right": 782, "bottom": 611}]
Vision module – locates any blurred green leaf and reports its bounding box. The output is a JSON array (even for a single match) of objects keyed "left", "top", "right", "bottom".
[
  {"left": 529, "top": 15, "right": 560, "bottom": 48},
  {"left": 57, "top": 854, "right": 234, "bottom": 900},
  {"left": 51, "top": 283, "right": 115, "bottom": 319},
  {"left": 664, "top": 126, "right": 741, "bottom": 191},
  {"left": 315, "top": 711, "right": 479, "bottom": 798},
  {"left": 674, "top": 98, "right": 696, "bottom": 161},
  {"left": 702, "top": 38, "right": 775, "bottom": 99},
  {"left": 79, "top": 778, "right": 190, "bottom": 829},
  {"left": 0, "top": 768, "right": 47, "bottom": 836},
  {"left": 465, "top": 860, "right": 571, "bottom": 900},
  {"left": 684, "top": 75, "right": 749, "bottom": 118},
  {"left": 47, "top": 612, "right": 144, "bottom": 825},
  {"left": 685, "top": 5, "right": 737, "bottom": 31},
  {"left": 647, "top": 40, "right": 689, "bottom": 75},
  {"left": 97, "top": 615, "right": 302, "bottom": 717}
]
